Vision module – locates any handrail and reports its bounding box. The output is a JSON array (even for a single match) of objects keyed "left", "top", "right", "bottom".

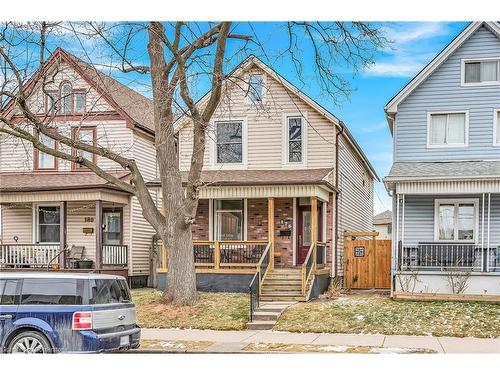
[
  {"left": 301, "top": 242, "right": 316, "bottom": 295},
  {"left": 257, "top": 242, "right": 272, "bottom": 293},
  {"left": 47, "top": 245, "right": 67, "bottom": 270},
  {"left": 248, "top": 271, "right": 260, "bottom": 322}
]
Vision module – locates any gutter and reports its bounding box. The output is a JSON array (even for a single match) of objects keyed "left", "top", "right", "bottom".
[{"left": 333, "top": 122, "right": 345, "bottom": 278}]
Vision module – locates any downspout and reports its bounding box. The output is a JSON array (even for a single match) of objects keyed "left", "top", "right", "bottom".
[{"left": 333, "top": 121, "right": 345, "bottom": 278}]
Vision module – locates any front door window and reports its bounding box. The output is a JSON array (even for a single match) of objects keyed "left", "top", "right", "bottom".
[
  {"left": 302, "top": 211, "right": 311, "bottom": 247},
  {"left": 37, "top": 205, "right": 60, "bottom": 243},
  {"left": 103, "top": 211, "right": 121, "bottom": 245}
]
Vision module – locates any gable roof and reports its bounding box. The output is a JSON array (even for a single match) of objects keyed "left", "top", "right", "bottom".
[
  {"left": 174, "top": 55, "right": 379, "bottom": 181},
  {"left": 385, "top": 22, "right": 500, "bottom": 126},
  {"left": 373, "top": 210, "right": 392, "bottom": 225},
  {"left": 2, "top": 48, "right": 154, "bottom": 134}
]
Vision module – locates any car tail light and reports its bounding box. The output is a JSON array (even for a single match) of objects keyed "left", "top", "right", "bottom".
[{"left": 72, "top": 311, "right": 93, "bottom": 330}]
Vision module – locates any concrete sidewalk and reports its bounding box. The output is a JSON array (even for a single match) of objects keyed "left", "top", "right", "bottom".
[{"left": 141, "top": 328, "right": 500, "bottom": 353}]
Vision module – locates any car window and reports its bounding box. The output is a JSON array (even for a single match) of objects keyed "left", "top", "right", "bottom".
[
  {"left": 88, "top": 279, "right": 131, "bottom": 304},
  {"left": 21, "top": 278, "right": 85, "bottom": 305},
  {"left": 0, "top": 279, "right": 20, "bottom": 305}
]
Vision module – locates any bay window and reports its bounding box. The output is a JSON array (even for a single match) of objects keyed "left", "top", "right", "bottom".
[
  {"left": 35, "top": 132, "right": 57, "bottom": 170},
  {"left": 434, "top": 199, "right": 478, "bottom": 242},
  {"left": 214, "top": 200, "right": 244, "bottom": 241},
  {"left": 72, "top": 127, "right": 96, "bottom": 169},
  {"left": 428, "top": 112, "right": 467, "bottom": 147}
]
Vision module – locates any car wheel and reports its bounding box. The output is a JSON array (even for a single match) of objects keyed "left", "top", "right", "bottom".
[{"left": 7, "top": 331, "right": 52, "bottom": 354}]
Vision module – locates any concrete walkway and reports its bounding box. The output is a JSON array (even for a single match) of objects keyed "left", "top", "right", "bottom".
[{"left": 141, "top": 328, "right": 500, "bottom": 353}]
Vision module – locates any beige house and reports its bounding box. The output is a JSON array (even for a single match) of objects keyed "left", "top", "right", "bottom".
[
  {"left": 373, "top": 210, "right": 392, "bottom": 240},
  {"left": 0, "top": 48, "right": 157, "bottom": 286},
  {"left": 151, "top": 56, "right": 378, "bottom": 300}
]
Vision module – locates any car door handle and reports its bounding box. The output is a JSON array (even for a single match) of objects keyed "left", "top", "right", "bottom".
[{"left": 0, "top": 314, "right": 13, "bottom": 319}]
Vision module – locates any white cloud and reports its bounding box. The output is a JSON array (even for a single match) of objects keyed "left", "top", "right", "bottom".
[
  {"left": 365, "top": 22, "right": 453, "bottom": 78},
  {"left": 359, "top": 121, "right": 389, "bottom": 134}
]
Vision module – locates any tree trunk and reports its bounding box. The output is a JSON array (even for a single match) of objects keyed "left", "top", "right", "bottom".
[{"left": 161, "top": 220, "right": 198, "bottom": 305}]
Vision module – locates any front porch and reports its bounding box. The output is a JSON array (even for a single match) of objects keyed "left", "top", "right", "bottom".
[
  {"left": 0, "top": 194, "right": 130, "bottom": 273},
  {"left": 393, "top": 191, "right": 500, "bottom": 297},
  {"left": 156, "top": 192, "right": 332, "bottom": 299}
]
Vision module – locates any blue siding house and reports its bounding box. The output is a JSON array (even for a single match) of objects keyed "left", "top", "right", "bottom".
[{"left": 384, "top": 22, "right": 500, "bottom": 298}]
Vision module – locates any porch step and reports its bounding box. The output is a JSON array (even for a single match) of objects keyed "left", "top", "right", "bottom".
[
  {"left": 246, "top": 320, "right": 276, "bottom": 330},
  {"left": 260, "top": 295, "right": 305, "bottom": 302},
  {"left": 262, "top": 285, "right": 302, "bottom": 292},
  {"left": 251, "top": 311, "right": 281, "bottom": 321}
]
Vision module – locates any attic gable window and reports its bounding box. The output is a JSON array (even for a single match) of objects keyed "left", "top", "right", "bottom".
[
  {"left": 61, "top": 82, "right": 73, "bottom": 114},
  {"left": 463, "top": 59, "right": 500, "bottom": 84},
  {"left": 248, "top": 74, "right": 264, "bottom": 103},
  {"left": 46, "top": 83, "right": 86, "bottom": 115}
]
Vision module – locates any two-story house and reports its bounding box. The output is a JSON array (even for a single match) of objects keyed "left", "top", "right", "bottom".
[
  {"left": 0, "top": 48, "right": 157, "bottom": 287},
  {"left": 385, "top": 22, "right": 500, "bottom": 299},
  {"left": 151, "top": 56, "right": 378, "bottom": 300}
]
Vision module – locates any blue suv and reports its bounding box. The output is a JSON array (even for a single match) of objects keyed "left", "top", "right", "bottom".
[{"left": 0, "top": 272, "right": 140, "bottom": 353}]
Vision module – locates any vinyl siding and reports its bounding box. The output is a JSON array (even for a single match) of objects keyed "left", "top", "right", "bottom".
[
  {"left": 132, "top": 132, "right": 157, "bottom": 181},
  {"left": 66, "top": 202, "right": 97, "bottom": 261},
  {"left": 395, "top": 26, "right": 500, "bottom": 161},
  {"left": 0, "top": 204, "right": 33, "bottom": 244},
  {"left": 337, "top": 135, "right": 375, "bottom": 275},
  {"left": 178, "top": 67, "right": 336, "bottom": 170},
  {"left": 395, "top": 194, "right": 500, "bottom": 246},
  {"left": 130, "top": 190, "right": 157, "bottom": 276}
]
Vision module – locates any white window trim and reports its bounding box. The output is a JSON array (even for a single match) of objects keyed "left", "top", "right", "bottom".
[
  {"left": 282, "top": 111, "right": 308, "bottom": 167},
  {"left": 209, "top": 118, "right": 248, "bottom": 170},
  {"left": 245, "top": 72, "right": 267, "bottom": 105},
  {"left": 433, "top": 198, "right": 479, "bottom": 243},
  {"left": 494, "top": 109, "right": 500, "bottom": 147},
  {"left": 461, "top": 57, "right": 500, "bottom": 87},
  {"left": 211, "top": 199, "right": 247, "bottom": 241},
  {"left": 33, "top": 202, "right": 62, "bottom": 244},
  {"left": 426, "top": 111, "right": 469, "bottom": 149}
]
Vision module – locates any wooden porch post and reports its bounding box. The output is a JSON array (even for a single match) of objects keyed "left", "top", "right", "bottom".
[
  {"left": 95, "top": 200, "right": 103, "bottom": 269},
  {"left": 59, "top": 201, "right": 67, "bottom": 269},
  {"left": 311, "top": 197, "right": 318, "bottom": 267},
  {"left": 268, "top": 197, "right": 275, "bottom": 270}
]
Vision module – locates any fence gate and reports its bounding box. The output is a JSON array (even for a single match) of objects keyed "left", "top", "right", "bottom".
[{"left": 343, "top": 232, "right": 391, "bottom": 289}]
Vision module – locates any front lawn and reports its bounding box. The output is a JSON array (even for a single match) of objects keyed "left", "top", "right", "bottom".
[
  {"left": 132, "top": 289, "right": 249, "bottom": 330},
  {"left": 274, "top": 294, "right": 500, "bottom": 338}
]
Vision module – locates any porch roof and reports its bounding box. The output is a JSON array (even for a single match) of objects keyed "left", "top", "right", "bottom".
[
  {"left": 385, "top": 161, "right": 500, "bottom": 182},
  {"left": 0, "top": 171, "right": 131, "bottom": 193},
  {"left": 147, "top": 168, "right": 336, "bottom": 190}
]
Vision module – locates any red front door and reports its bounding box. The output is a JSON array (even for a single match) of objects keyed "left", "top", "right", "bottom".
[
  {"left": 297, "top": 206, "right": 312, "bottom": 265},
  {"left": 296, "top": 202, "right": 323, "bottom": 265}
]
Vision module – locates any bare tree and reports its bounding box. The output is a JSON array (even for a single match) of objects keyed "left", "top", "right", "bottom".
[{"left": 0, "top": 21, "right": 387, "bottom": 305}]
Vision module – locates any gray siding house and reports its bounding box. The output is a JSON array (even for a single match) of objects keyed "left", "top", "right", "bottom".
[{"left": 384, "top": 22, "right": 500, "bottom": 298}]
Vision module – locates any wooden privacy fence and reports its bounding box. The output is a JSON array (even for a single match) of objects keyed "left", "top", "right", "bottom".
[{"left": 343, "top": 231, "right": 391, "bottom": 289}]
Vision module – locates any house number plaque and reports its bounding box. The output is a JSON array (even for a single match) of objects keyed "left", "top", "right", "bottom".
[{"left": 354, "top": 246, "right": 365, "bottom": 257}]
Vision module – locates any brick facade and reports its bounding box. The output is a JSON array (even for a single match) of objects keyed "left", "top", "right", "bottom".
[
  {"left": 191, "top": 196, "right": 334, "bottom": 270},
  {"left": 192, "top": 199, "right": 209, "bottom": 240}
]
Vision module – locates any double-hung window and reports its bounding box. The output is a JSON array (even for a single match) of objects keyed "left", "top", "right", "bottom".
[
  {"left": 61, "top": 83, "right": 73, "bottom": 114},
  {"left": 428, "top": 112, "right": 467, "bottom": 147},
  {"left": 464, "top": 59, "right": 499, "bottom": 84},
  {"left": 434, "top": 199, "right": 478, "bottom": 242},
  {"left": 215, "top": 121, "right": 243, "bottom": 164}
]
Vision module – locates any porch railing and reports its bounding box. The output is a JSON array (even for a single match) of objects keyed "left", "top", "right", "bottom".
[
  {"left": 301, "top": 243, "right": 315, "bottom": 294},
  {"left": 102, "top": 244, "right": 128, "bottom": 266},
  {"left": 0, "top": 244, "right": 60, "bottom": 268},
  {"left": 316, "top": 241, "right": 326, "bottom": 266},
  {"left": 194, "top": 240, "right": 268, "bottom": 268},
  {"left": 399, "top": 242, "right": 500, "bottom": 272}
]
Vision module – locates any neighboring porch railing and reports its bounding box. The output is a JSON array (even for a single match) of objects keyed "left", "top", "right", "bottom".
[
  {"left": 102, "top": 244, "right": 128, "bottom": 267},
  {"left": 0, "top": 244, "right": 60, "bottom": 268},
  {"left": 398, "top": 242, "right": 500, "bottom": 272}
]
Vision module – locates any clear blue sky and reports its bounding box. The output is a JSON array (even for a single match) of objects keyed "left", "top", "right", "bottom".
[{"left": 58, "top": 21, "right": 470, "bottom": 214}]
